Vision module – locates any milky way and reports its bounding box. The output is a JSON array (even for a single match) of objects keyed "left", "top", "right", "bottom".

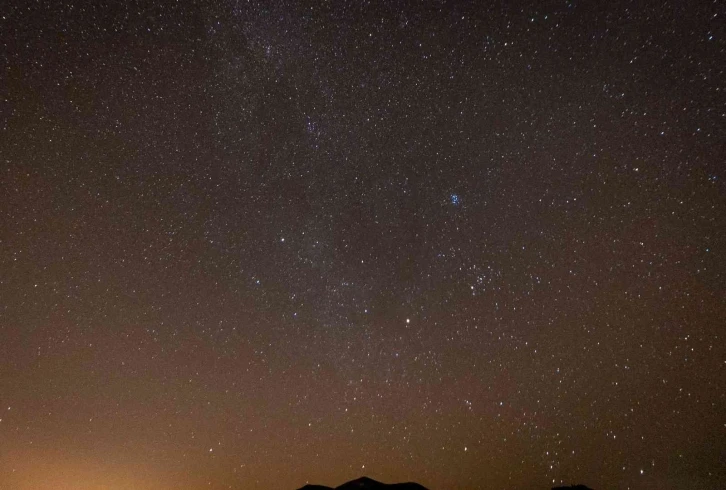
[{"left": 1, "top": 1, "right": 724, "bottom": 489}]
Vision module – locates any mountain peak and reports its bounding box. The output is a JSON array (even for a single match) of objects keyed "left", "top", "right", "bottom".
[
  {"left": 338, "top": 476, "right": 381, "bottom": 487},
  {"left": 297, "top": 476, "right": 429, "bottom": 490}
]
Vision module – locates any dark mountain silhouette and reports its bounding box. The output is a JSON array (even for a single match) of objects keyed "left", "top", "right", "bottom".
[
  {"left": 297, "top": 476, "right": 429, "bottom": 490},
  {"left": 297, "top": 477, "right": 596, "bottom": 490}
]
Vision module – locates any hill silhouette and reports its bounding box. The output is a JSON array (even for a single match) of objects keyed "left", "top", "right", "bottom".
[
  {"left": 296, "top": 477, "right": 596, "bottom": 490},
  {"left": 297, "top": 476, "right": 429, "bottom": 490}
]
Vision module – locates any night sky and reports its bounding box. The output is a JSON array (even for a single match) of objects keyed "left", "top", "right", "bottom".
[{"left": 1, "top": 1, "right": 725, "bottom": 489}]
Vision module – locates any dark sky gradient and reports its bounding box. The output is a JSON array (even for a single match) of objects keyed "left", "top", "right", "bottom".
[{"left": 1, "top": 1, "right": 724, "bottom": 489}]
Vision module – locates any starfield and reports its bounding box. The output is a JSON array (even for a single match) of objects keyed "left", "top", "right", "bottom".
[{"left": 1, "top": 1, "right": 724, "bottom": 489}]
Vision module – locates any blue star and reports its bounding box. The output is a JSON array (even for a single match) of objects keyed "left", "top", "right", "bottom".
[{"left": 450, "top": 193, "right": 461, "bottom": 206}]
